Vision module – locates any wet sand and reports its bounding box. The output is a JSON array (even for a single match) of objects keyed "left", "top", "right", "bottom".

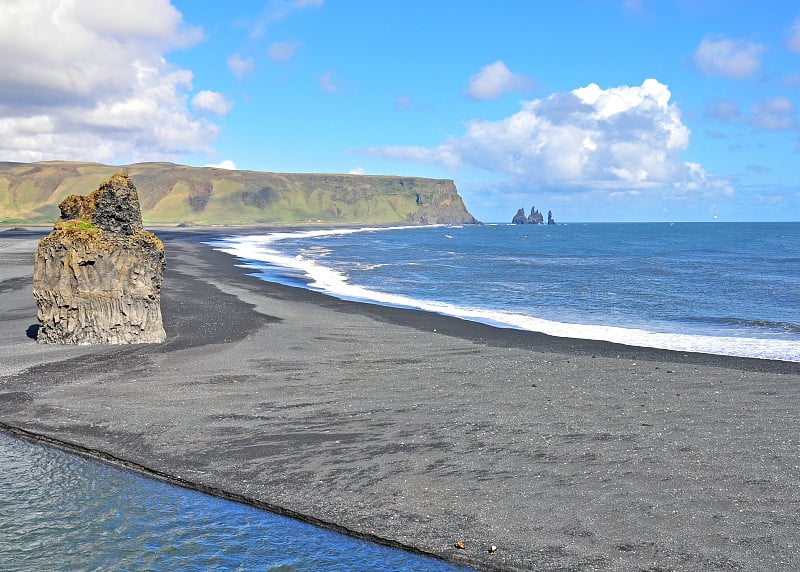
[{"left": 2, "top": 227, "right": 799, "bottom": 571}]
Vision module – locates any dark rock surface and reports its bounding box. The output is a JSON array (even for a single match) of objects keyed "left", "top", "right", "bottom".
[
  {"left": 511, "top": 208, "right": 527, "bottom": 225},
  {"left": 512, "top": 205, "right": 554, "bottom": 225},
  {"left": 32, "top": 174, "right": 166, "bottom": 344},
  {"left": 527, "top": 206, "right": 544, "bottom": 224}
]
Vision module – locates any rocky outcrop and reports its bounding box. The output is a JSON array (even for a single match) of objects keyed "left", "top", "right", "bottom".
[
  {"left": 528, "top": 207, "right": 544, "bottom": 224},
  {"left": 512, "top": 205, "right": 553, "bottom": 225},
  {"left": 33, "top": 174, "right": 166, "bottom": 345}
]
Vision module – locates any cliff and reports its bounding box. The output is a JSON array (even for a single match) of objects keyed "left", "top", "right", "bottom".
[
  {"left": 33, "top": 174, "right": 166, "bottom": 344},
  {"left": 0, "top": 161, "right": 478, "bottom": 226}
]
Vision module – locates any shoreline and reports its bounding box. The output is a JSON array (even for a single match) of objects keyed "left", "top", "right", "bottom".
[
  {"left": 2, "top": 227, "right": 800, "bottom": 571},
  {"left": 206, "top": 224, "right": 800, "bottom": 364}
]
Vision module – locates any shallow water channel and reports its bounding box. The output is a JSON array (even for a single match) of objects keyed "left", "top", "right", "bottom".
[{"left": 0, "top": 432, "right": 473, "bottom": 571}]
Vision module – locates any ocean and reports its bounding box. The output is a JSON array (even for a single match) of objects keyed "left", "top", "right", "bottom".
[
  {"left": 0, "top": 432, "right": 473, "bottom": 572},
  {"left": 210, "top": 222, "right": 800, "bottom": 363}
]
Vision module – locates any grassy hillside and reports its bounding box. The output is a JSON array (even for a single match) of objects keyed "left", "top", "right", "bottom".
[{"left": 0, "top": 161, "right": 478, "bottom": 226}]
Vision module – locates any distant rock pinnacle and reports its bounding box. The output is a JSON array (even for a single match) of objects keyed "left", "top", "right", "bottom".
[{"left": 512, "top": 205, "right": 554, "bottom": 225}]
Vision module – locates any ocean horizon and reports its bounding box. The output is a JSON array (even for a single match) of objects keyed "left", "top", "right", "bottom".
[{"left": 210, "top": 221, "right": 800, "bottom": 363}]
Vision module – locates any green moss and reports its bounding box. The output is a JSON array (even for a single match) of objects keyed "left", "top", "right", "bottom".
[
  {"left": 55, "top": 218, "right": 97, "bottom": 231},
  {"left": 51, "top": 218, "right": 103, "bottom": 243}
]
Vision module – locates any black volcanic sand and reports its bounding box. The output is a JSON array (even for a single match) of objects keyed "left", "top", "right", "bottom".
[{"left": 2, "top": 227, "right": 800, "bottom": 572}]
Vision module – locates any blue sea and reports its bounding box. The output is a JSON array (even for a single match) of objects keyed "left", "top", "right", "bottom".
[
  {"left": 210, "top": 222, "right": 800, "bottom": 363},
  {"left": 0, "top": 432, "right": 473, "bottom": 572}
]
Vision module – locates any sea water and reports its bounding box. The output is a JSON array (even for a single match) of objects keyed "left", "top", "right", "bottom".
[
  {"left": 0, "top": 432, "right": 473, "bottom": 571},
  {"left": 210, "top": 222, "right": 800, "bottom": 362}
]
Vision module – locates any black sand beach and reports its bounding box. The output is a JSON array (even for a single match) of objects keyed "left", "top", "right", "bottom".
[{"left": 2, "top": 227, "right": 799, "bottom": 571}]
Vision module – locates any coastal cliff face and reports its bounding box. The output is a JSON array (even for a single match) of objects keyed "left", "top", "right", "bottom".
[
  {"left": 33, "top": 174, "right": 166, "bottom": 345},
  {"left": 0, "top": 161, "right": 479, "bottom": 226}
]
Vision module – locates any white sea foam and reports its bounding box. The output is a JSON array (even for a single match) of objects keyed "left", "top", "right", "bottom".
[{"left": 209, "top": 228, "right": 800, "bottom": 363}]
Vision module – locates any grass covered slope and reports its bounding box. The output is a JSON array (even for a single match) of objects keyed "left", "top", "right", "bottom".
[{"left": 0, "top": 161, "right": 478, "bottom": 226}]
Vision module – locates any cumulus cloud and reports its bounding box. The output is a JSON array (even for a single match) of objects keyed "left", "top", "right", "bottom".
[
  {"left": 367, "top": 79, "right": 710, "bottom": 193},
  {"left": 192, "top": 91, "right": 234, "bottom": 116},
  {"left": 227, "top": 53, "right": 255, "bottom": 79},
  {"left": 0, "top": 0, "right": 219, "bottom": 164},
  {"left": 704, "top": 96, "right": 798, "bottom": 132},
  {"left": 206, "top": 159, "right": 237, "bottom": 170},
  {"left": 465, "top": 61, "right": 534, "bottom": 100},
  {"left": 693, "top": 37, "right": 767, "bottom": 79},
  {"left": 348, "top": 167, "right": 365, "bottom": 175}
]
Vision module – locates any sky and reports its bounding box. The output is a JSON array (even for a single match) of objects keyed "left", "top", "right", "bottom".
[{"left": 1, "top": 1, "right": 799, "bottom": 222}]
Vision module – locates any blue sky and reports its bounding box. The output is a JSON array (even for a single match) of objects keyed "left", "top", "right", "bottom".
[{"left": 1, "top": 1, "right": 799, "bottom": 222}]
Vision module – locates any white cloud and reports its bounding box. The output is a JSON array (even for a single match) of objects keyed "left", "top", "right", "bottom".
[
  {"left": 267, "top": 40, "right": 301, "bottom": 62},
  {"left": 750, "top": 96, "right": 797, "bottom": 130},
  {"left": 206, "top": 159, "right": 237, "bottom": 170},
  {"left": 348, "top": 167, "right": 366, "bottom": 175},
  {"left": 788, "top": 19, "right": 800, "bottom": 53},
  {"left": 693, "top": 37, "right": 767, "bottom": 79},
  {"left": 192, "top": 91, "right": 234, "bottom": 116},
  {"left": 465, "top": 61, "right": 534, "bottom": 100},
  {"left": 319, "top": 71, "right": 342, "bottom": 94},
  {"left": 0, "top": 0, "right": 219, "bottom": 164},
  {"left": 227, "top": 53, "right": 255, "bottom": 79},
  {"left": 367, "top": 79, "right": 710, "bottom": 193}
]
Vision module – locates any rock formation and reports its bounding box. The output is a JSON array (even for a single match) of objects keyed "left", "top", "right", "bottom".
[
  {"left": 33, "top": 174, "right": 166, "bottom": 345},
  {"left": 512, "top": 205, "right": 553, "bottom": 225},
  {"left": 528, "top": 206, "right": 544, "bottom": 224}
]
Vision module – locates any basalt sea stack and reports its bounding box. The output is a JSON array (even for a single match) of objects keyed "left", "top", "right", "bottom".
[{"left": 33, "top": 174, "right": 166, "bottom": 344}]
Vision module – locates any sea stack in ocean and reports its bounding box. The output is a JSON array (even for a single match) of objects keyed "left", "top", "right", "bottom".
[
  {"left": 512, "top": 205, "right": 554, "bottom": 225},
  {"left": 33, "top": 174, "right": 166, "bottom": 344}
]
